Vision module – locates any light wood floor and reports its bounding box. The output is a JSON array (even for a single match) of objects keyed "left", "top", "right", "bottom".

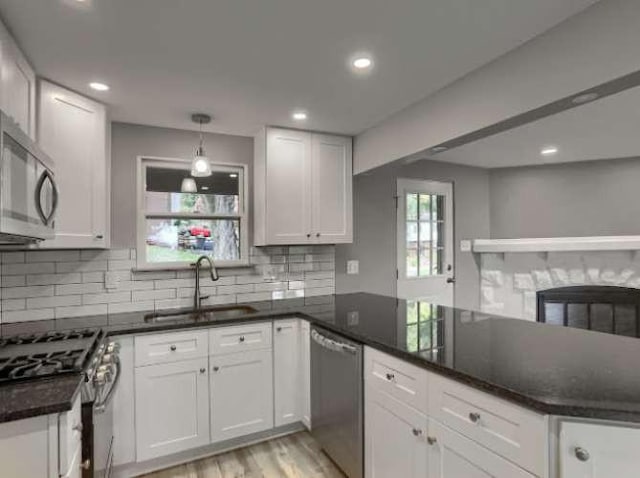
[{"left": 137, "top": 432, "right": 346, "bottom": 478}]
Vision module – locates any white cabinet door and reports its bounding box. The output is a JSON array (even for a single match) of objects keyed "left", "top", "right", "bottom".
[
  {"left": 0, "top": 21, "right": 36, "bottom": 138},
  {"left": 300, "top": 320, "right": 311, "bottom": 429},
  {"left": 427, "top": 419, "right": 535, "bottom": 478},
  {"left": 274, "top": 319, "right": 301, "bottom": 426},
  {"left": 112, "top": 336, "right": 136, "bottom": 467},
  {"left": 0, "top": 415, "right": 51, "bottom": 478},
  {"left": 210, "top": 349, "right": 274, "bottom": 442},
  {"left": 365, "top": 385, "right": 428, "bottom": 478},
  {"left": 311, "top": 134, "right": 352, "bottom": 243},
  {"left": 38, "top": 80, "right": 110, "bottom": 248},
  {"left": 559, "top": 421, "right": 640, "bottom": 478},
  {"left": 135, "top": 358, "right": 210, "bottom": 461},
  {"left": 265, "top": 128, "right": 312, "bottom": 244}
]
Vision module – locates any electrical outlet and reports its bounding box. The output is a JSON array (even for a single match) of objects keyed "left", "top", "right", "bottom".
[{"left": 346, "top": 260, "right": 359, "bottom": 275}]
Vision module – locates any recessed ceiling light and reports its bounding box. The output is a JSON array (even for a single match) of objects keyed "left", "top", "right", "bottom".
[
  {"left": 89, "top": 82, "right": 109, "bottom": 91},
  {"left": 571, "top": 92, "right": 599, "bottom": 105},
  {"left": 229, "top": 173, "right": 238, "bottom": 178},
  {"left": 540, "top": 146, "right": 559, "bottom": 156},
  {"left": 353, "top": 57, "right": 373, "bottom": 69},
  {"left": 292, "top": 111, "right": 307, "bottom": 121},
  {"left": 201, "top": 186, "right": 209, "bottom": 191}
]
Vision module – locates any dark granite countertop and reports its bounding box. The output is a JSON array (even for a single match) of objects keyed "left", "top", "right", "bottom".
[{"left": 3, "top": 292, "right": 640, "bottom": 424}]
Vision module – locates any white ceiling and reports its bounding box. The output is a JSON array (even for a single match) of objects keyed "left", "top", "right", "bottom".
[
  {"left": 0, "top": 0, "right": 599, "bottom": 137},
  {"left": 434, "top": 84, "right": 640, "bottom": 168}
]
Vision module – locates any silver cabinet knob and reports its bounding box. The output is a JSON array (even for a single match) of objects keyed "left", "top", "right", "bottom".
[
  {"left": 316, "top": 233, "right": 321, "bottom": 238},
  {"left": 575, "top": 447, "right": 590, "bottom": 462},
  {"left": 170, "top": 344, "right": 177, "bottom": 351},
  {"left": 385, "top": 373, "right": 395, "bottom": 381},
  {"left": 95, "top": 234, "right": 104, "bottom": 239},
  {"left": 469, "top": 412, "right": 481, "bottom": 423},
  {"left": 276, "top": 326, "right": 282, "bottom": 332},
  {"left": 412, "top": 428, "right": 423, "bottom": 437},
  {"left": 306, "top": 233, "right": 311, "bottom": 238},
  {"left": 199, "top": 368, "right": 206, "bottom": 374},
  {"left": 239, "top": 336, "right": 245, "bottom": 342},
  {"left": 213, "top": 366, "right": 220, "bottom": 372},
  {"left": 427, "top": 436, "right": 437, "bottom": 445}
]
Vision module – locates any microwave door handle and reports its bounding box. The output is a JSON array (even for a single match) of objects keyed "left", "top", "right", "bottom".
[{"left": 34, "top": 170, "right": 58, "bottom": 226}]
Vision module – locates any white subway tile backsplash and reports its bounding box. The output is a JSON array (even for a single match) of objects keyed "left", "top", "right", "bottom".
[
  {"left": 2, "top": 263, "right": 55, "bottom": 275},
  {"left": 26, "top": 251, "right": 79, "bottom": 263},
  {"left": 55, "top": 304, "right": 108, "bottom": 318},
  {"left": 1, "top": 246, "right": 335, "bottom": 323},
  {"left": 27, "top": 295, "right": 82, "bottom": 309},
  {"left": 26, "top": 273, "right": 82, "bottom": 286}
]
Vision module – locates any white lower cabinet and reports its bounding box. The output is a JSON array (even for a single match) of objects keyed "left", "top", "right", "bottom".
[
  {"left": 210, "top": 349, "right": 274, "bottom": 442},
  {"left": 559, "top": 421, "right": 640, "bottom": 477},
  {"left": 427, "top": 419, "right": 535, "bottom": 478},
  {"left": 135, "top": 358, "right": 210, "bottom": 461},
  {"left": 365, "top": 385, "right": 428, "bottom": 478},
  {"left": 274, "top": 319, "right": 301, "bottom": 426}
]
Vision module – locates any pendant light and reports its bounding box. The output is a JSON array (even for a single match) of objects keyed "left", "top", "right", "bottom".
[
  {"left": 180, "top": 177, "right": 197, "bottom": 193},
  {"left": 190, "top": 113, "right": 212, "bottom": 177}
]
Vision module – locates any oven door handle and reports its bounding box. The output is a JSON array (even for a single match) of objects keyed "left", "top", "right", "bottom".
[{"left": 95, "top": 356, "right": 120, "bottom": 414}]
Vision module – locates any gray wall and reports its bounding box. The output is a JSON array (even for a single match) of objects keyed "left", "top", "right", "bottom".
[
  {"left": 335, "top": 159, "right": 490, "bottom": 310},
  {"left": 490, "top": 157, "right": 640, "bottom": 238},
  {"left": 111, "top": 122, "right": 253, "bottom": 248}
]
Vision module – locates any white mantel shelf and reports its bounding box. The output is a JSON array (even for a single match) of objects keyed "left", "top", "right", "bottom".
[{"left": 472, "top": 236, "right": 640, "bottom": 253}]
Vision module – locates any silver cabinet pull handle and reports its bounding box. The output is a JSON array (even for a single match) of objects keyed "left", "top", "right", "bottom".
[
  {"left": 427, "top": 436, "right": 437, "bottom": 445},
  {"left": 412, "top": 428, "right": 422, "bottom": 437},
  {"left": 469, "top": 412, "right": 481, "bottom": 423},
  {"left": 386, "top": 373, "right": 395, "bottom": 381},
  {"left": 170, "top": 345, "right": 177, "bottom": 351},
  {"left": 95, "top": 234, "right": 104, "bottom": 239},
  {"left": 575, "top": 447, "right": 590, "bottom": 462}
]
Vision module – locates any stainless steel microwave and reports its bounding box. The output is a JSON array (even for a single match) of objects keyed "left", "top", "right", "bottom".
[{"left": 0, "top": 111, "right": 57, "bottom": 244}]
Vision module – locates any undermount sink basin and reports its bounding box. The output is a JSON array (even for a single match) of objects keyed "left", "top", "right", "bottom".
[{"left": 144, "top": 305, "right": 258, "bottom": 323}]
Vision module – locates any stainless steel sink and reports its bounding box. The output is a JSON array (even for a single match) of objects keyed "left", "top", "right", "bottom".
[{"left": 144, "top": 305, "right": 258, "bottom": 323}]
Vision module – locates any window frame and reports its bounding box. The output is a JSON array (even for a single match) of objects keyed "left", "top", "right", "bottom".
[{"left": 136, "top": 155, "right": 250, "bottom": 270}]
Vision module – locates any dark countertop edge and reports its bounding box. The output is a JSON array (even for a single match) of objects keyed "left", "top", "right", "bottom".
[
  {"left": 104, "top": 311, "right": 640, "bottom": 424},
  {"left": 0, "top": 376, "right": 83, "bottom": 425}
]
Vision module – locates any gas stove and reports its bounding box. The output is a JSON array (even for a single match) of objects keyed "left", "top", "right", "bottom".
[{"left": 0, "top": 329, "right": 104, "bottom": 383}]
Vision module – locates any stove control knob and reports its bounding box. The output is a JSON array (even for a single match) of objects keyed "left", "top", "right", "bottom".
[
  {"left": 98, "top": 364, "right": 113, "bottom": 376},
  {"left": 101, "top": 353, "right": 113, "bottom": 364},
  {"left": 106, "top": 342, "right": 120, "bottom": 354},
  {"left": 95, "top": 369, "right": 111, "bottom": 385}
]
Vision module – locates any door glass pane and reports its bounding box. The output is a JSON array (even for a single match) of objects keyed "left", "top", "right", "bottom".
[
  {"left": 146, "top": 218, "right": 240, "bottom": 263},
  {"left": 404, "top": 191, "right": 446, "bottom": 277},
  {"left": 406, "top": 193, "right": 418, "bottom": 220},
  {"left": 145, "top": 166, "right": 240, "bottom": 215},
  {"left": 406, "top": 248, "right": 418, "bottom": 278}
]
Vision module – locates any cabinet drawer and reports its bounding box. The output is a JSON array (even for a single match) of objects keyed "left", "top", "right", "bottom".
[
  {"left": 209, "top": 322, "right": 272, "bottom": 355},
  {"left": 59, "top": 395, "right": 82, "bottom": 477},
  {"left": 135, "top": 329, "right": 208, "bottom": 366},
  {"left": 428, "top": 373, "right": 546, "bottom": 476},
  {"left": 364, "top": 347, "right": 428, "bottom": 414}
]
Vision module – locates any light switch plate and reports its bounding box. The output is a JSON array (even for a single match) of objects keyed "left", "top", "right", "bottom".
[
  {"left": 346, "top": 260, "right": 359, "bottom": 275},
  {"left": 460, "top": 240, "right": 472, "bottom": 252}
]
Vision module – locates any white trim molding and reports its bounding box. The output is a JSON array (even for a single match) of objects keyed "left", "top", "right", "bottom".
[{"left": 472, "top": 236, "right": 640, "bottom": 254}]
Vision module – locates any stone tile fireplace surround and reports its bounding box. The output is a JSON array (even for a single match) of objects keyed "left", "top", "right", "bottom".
[{"left": 480, "top": 250, "right": 640, "bottom": 320}]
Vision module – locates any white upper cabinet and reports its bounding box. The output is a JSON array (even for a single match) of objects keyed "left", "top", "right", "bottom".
[
  {"left": 0, "top": 18, "right": 36, "bottom": 138},
  {"left": 559, "top": 421, "right": 640, "bottom": 478},
  {"left": 254, "top": 127, "right": 353, "bottom": 245},
  {"left": 38, "top": 80, "right": 110, "bottom": 248}
]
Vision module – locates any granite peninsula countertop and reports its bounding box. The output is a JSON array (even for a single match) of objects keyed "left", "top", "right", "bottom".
[{"left": 3, "top": 292, "right": 640, "bottom": 424}]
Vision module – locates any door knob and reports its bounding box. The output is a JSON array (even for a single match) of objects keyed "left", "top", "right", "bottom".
[{"left": 574, "top": 447, "right": 590, "bottom": 462}]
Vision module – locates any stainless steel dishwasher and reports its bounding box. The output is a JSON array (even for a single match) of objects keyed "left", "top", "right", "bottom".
[{"left": 311, "top": 326, "right": 363, "bottom": 478}]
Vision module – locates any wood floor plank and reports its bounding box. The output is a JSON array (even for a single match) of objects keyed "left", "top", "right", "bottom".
[{"left": 137, "top": 431, "right": 346, "bottom": 478}]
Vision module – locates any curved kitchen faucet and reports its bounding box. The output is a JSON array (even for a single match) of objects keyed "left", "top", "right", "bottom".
[{"left": 193, "top": 255, "right": 219, "bottom": 310}]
